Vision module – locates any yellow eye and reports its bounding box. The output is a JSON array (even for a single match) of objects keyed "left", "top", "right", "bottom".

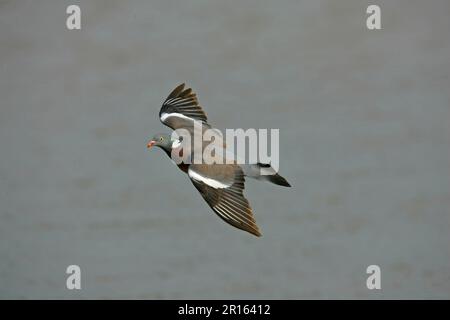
[{"left": 160, "top": 137, "right": 164, "bottom": 141}]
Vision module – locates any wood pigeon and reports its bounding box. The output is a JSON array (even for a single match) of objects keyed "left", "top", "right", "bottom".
[{"left": 147, "top": 84, "right": 291, "bottom": 237}]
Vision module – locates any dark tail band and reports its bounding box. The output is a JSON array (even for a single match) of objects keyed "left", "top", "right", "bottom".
[{"left": 267, "top": 173, "right": 291, "bottom": 187}]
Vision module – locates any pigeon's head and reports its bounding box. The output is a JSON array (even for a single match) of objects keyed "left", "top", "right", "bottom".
[{"left": 147, "top": 133, "right": 173, "bottom": 151}]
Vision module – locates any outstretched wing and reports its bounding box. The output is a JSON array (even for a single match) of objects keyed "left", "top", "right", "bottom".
[
  {"left": 159, "top": 83, "right": 209, "bottom": 130},
  {"left": 188, "top": 164, "right": 261, "bottom": 237}
]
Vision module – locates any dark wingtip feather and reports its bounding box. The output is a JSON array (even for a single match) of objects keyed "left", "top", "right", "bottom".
[
  {"left": 246, "top": 226, "right": 262, "bottom": 237},
  {"left": 167, "top": 83, "right": 185, "bottom": 100}
]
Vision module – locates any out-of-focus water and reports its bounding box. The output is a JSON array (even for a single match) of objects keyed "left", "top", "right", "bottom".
[{"left": 0, "top": 0, "right": 449, "bottom": 299}]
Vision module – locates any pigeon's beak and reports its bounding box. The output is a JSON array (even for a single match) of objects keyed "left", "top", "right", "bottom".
[{"left": 147, "top": 140, "right": 156, "bottom": 149}]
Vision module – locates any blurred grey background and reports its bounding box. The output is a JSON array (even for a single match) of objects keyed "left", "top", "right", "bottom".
[{"left": 0, "top": 0, "right": 449, "bottom": 299}]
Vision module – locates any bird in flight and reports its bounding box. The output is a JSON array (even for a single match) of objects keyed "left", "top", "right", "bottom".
[{"left": 147, "top": 84, "right": 291, "bottom": 237}]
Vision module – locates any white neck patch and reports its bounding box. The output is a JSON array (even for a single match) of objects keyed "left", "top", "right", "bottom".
[{"left": 171, "top": 138, "right": 182, "bottom": 149}]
